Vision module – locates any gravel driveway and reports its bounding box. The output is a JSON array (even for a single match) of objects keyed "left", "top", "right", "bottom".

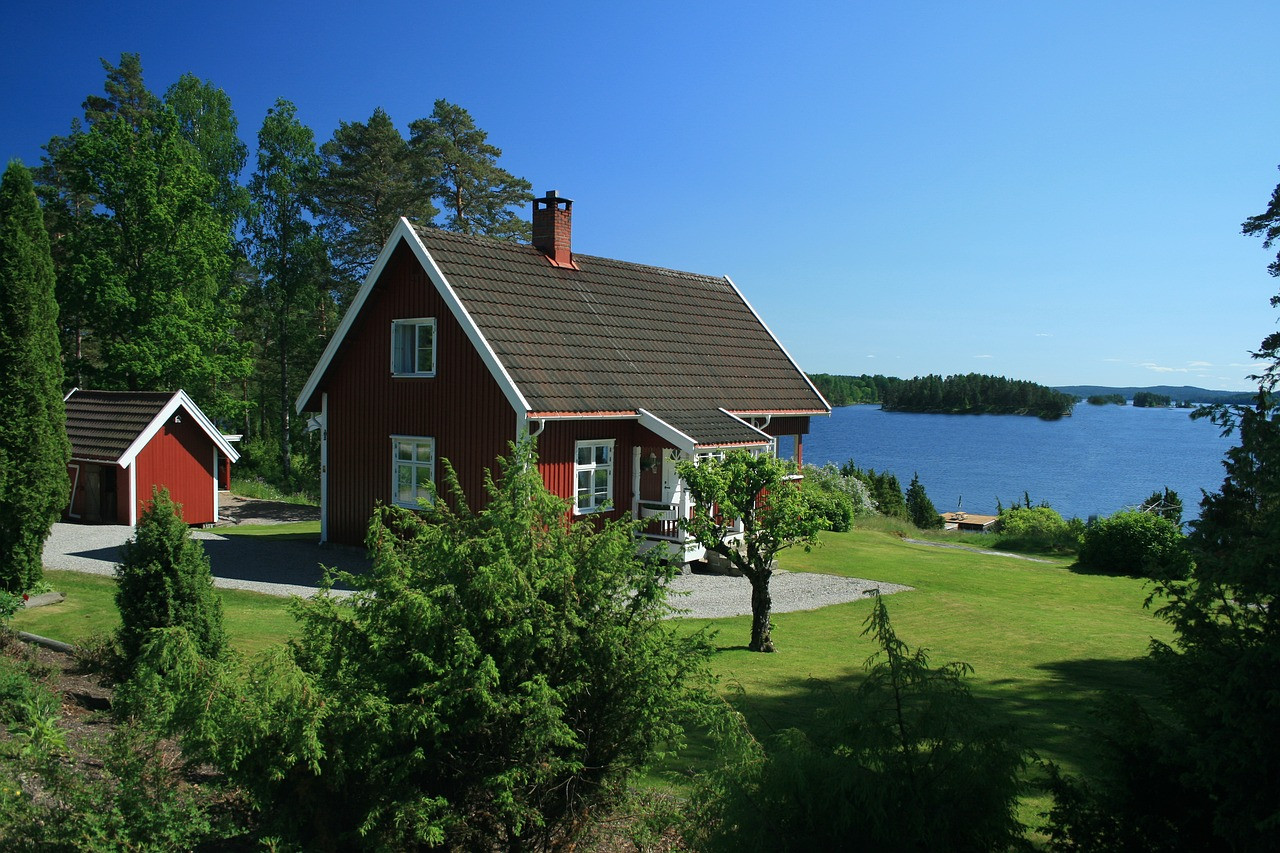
[{"left": 44, "top": 510, "right": 909, "bottom": 616}]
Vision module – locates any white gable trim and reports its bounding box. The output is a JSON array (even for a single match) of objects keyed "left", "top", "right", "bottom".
[
  {"left": 721, "top": 275, "right": 832, "bottom": 414},
  {"left": 115, "top": 390, "right": 241, "bottom": 468},
  {"left": 294, "top": 218, "right": 529, "bottom": 418}
]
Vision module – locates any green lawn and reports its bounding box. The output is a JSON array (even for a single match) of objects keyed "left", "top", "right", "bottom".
[
  {"left": 18, "top": 522, "right": 1166, "bottom": 837},
  {"left": 13, "top": 570, "right": 300, "bottom": 658},
  {"left": 671, "top": 525, "right": 1169, "bottom": 834}
]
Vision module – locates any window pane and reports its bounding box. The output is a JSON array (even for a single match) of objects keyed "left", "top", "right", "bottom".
[
  {"left": 415, "top": 465, "right": 431, "bottom": 493},
  {"left": 398, "top": 441, "right": 413, "bottom": 461},
  {"left": 416, "top": 323, "right": 433, "bottom": 373},
  {"left": 578, "top": 470, "right": 591, "bottom": 491},
  {"left": 595, "top": 445, "right": 610, "bottom": 465},
  {"left": 414, "top": 440, "right": 433, "bottom": 463},
  {"left": 393, "top": 324, "right": 412, "bottom": 373},
  {"left": 594, "top": 469, "right": 609, "bottom": 491},
  {"left": 397, "top": 465, "right": 412, "bottom": 503},
  {"left": 577, "top": 446, "right": 592, "bottom": 465}
]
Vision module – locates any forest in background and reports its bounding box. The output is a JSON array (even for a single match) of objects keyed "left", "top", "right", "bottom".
[{"left": 29, "top": 53, "right": 533, "bottom": 495}]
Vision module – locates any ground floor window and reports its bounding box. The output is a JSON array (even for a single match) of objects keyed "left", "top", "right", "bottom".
[
  {"left": 575, "top": 439, "right": 614, "bottom": 514},
  {"left": 392, "top": 436, "right": 435, "bottom": 508}
]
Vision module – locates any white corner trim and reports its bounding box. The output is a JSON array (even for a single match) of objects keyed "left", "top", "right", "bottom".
[
  {"left": 115, "top": 390, "right": 241, "bottom": 468},
  {"left": 721, "top": 274, "right": 832, "bottom": 413},
  {"left": 636, "top": 408, "right": 697, "bottom": 455},
  {"left": 128, "top": 463, "right": 138, "bottom": 526}
]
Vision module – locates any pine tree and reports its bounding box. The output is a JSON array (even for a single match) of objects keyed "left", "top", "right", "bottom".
[
  {"left": 0, "top": 161, "right": 71, "bottom": 592},
  {"left": 409, "top": 99, "right": 532, "bottom": 240},
  {"left": 314, "top": 107, "right": 435, "bottom": 300},
  {"left": 905, "top": 472, "right": 943, "bottom": 529}
]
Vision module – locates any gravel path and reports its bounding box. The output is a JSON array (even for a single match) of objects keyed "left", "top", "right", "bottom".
[
  {"left": 43, "top": 519, "right": 909, "bottom": 617},
  {"left": 667, "top": 570, "right": 909, "bottom": 619}
]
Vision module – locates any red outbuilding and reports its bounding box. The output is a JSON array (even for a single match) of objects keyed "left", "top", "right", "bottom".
[{"left": 63, "top": 389, "right": 240, "bottom": 526}]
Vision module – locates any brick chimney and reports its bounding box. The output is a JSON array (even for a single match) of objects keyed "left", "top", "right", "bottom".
[{"left": 532, "top": 190, "right": 577, "bottom": 269}]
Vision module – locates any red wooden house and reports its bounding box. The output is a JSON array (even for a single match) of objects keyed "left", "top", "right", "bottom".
[
  {"left": 295, "top": 191, "right": 830, "bottom": 558},
  {"left": 64, "top": 389, "right": 240, "bottom": 526}
]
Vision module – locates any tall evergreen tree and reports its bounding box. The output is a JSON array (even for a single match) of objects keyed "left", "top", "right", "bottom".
[
  {"left": 248, "top": 99, "right": 329, "bottom": 481},
  {"left": 314, "top": 107, "right": 435, "bottom": 302},
  {"left": 0, "top": 161, "right": 71, "bottom": 592},
  {"left": 409, "top": 99, "right": 532, "bottom": 241}
]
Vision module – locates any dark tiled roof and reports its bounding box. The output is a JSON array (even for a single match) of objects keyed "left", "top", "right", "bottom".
[
  {"left": 647, "top": 408, "right": 771, "bottom": 448},
  {"left": 64, "top": 390, "right": 175, "bottom": 462},
  {"left": 413, "top": 227, "right": 827, "bottom": 433}
]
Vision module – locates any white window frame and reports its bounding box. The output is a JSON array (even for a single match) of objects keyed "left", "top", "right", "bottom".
[
  {"left": 574, "top": 439, "right": 615, "bottom": 515},
  {"left": 391, "top": 318, "right": 437, "bottom": 377},
  {"left": 391, "top": 435, "right": 435, "bottom": 508}
]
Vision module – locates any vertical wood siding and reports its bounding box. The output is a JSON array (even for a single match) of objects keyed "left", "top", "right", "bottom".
[
  {"left": 134, "top": 408, "right": 216, "bottom": 524},
  {"left": 324, "top": 242, "right": 516, "bottom": 544}
]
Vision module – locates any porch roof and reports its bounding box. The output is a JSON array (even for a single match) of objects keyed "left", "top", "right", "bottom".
[{"left": 639, "top": 407, "right": 773, "bottom": 453}]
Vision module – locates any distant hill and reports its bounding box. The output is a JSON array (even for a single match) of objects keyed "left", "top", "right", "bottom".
[{"left": 1054, "top": 385, "right": 1255, "bottom": 405}]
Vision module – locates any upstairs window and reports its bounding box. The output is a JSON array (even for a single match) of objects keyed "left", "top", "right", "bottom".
[
  {"left": 574, "top": 439, "right": 614, "bottom": 514},
  {"left": 391, "top": 318, "right": 436, "bottom": 376},
  {"left": 392, "top": 436, "right": 435, "bottom": 508}
]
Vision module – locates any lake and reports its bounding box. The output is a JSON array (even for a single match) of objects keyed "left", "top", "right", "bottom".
[{"left": 797, "top": 403, "right": 1240, "bottom": 522}]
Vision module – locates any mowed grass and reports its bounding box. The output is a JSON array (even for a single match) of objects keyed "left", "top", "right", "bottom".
[
  {"left": 672, "top": 525, "right": 1170, "bottom": 832},
  {"left": 18, "top": 522, "right": 1167, "bottom": 834}
]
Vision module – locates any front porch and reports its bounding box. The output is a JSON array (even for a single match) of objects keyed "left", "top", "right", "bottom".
[{"left": 629, "top": 445, "right": 751, "bottom": 565}]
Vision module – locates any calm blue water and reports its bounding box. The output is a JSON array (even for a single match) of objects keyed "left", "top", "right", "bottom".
[{"left": 798, "top": 403, "right": 1239, "bottom": 522}]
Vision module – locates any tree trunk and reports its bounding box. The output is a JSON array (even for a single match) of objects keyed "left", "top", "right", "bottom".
[{"left": 748, "top": 571, "right": 775, "bottom": 653}]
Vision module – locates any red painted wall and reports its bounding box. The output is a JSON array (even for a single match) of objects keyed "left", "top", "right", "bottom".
[
  {"left": 134, "top": 406, "right": 216, "bottom": 524},
  {"left": 322, "top": 241, "right": 517, "bottom": 544},
  {"left": 536, "top": 419, "right": 650, "bottom": 523}
]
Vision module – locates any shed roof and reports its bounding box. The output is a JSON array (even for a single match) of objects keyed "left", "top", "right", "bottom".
[{"left": 64, "top": 389, "right": 240, "bottom": 466}]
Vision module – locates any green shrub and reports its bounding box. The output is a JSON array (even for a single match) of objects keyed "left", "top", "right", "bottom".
[
  {"left": 128, "top": 442, "right": 712, "bottom": 850},
  {"left": 115, "top": 488, "right": 225, "bottom": 671},
  {"left": 997, "top": 505, "right": 1080, "bottom": 552},
  {"left": 1078, "top": 510, "right": 1191, "bottom": 579},
  {"left": 803, "top": 488, "right": 854, "bottom": 532}
]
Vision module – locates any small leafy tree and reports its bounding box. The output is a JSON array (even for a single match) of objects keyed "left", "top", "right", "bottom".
[
  {"left": 0, "top": 160, "right": 70, "bottom": 592},
  {"left": 905, "top": 471, "right": 944, "bottom": 529},
  {"left": 678, "top": 451, "right": 821, "bottom": 652},
  {"left": 1077, "top": 509, "right": 1190, "bottom": 579},
  {"left": 115, "top": 488, "right": 225, "bottom": 670},
  {"left": 687, "top": 595, "right": 1028, "bottom": 851}
]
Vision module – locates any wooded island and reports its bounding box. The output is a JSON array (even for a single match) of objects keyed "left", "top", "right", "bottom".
[{"left": 808, "top": 372, "right": 1078, "bottom": 419}]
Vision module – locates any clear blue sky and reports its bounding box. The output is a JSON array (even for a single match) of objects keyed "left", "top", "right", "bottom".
[{"left": 5, "top": 1, "right": 1278, "bottom": 391}]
